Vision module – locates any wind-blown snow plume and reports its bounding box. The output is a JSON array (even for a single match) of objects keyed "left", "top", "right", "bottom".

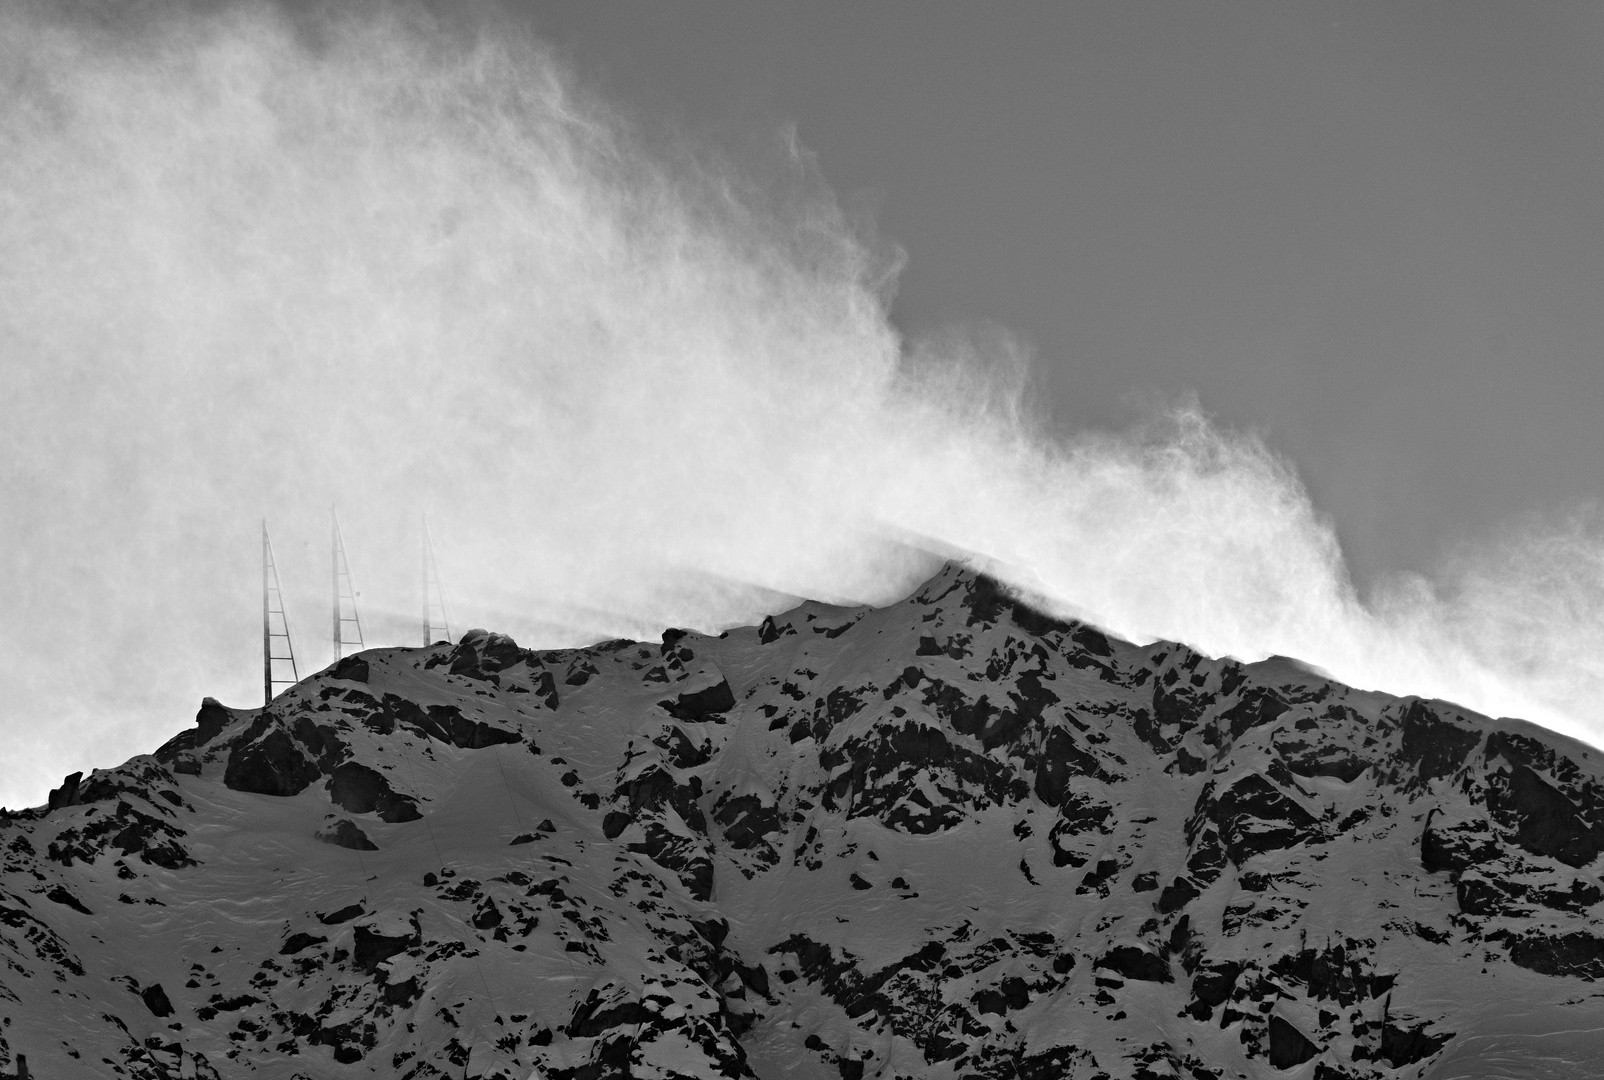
[{"left": 1, "top": 2, "right": 1600, "bottom": 808}]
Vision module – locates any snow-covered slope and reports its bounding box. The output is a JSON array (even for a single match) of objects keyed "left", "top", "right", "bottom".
[{"left": 4, "top": 564, "right": 1603, "bottom": 1079}]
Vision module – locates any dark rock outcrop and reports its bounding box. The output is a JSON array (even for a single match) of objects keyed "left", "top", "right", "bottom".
[
  {"left": 1487, "top": 764, "right": 1599, "bottom": 868},
  {"left": 661, "top": 679, "right": 736, "bottom": 722},
  {"left": 140, "top": 983, "right": 174, "bottom": 1018},
  {"left": 1267, "top": 1015, "right": 1319, "bottom": 1069},
  {"left": 353, "top": 920, "right": 420, "bottom": 975},
  {"left": 1095, "top": 946, "right": 1171, "bottom": 983},
  {"left": 326, "top": 762, "right": 421, "bottom": 823},
  {"left": 1398, "top": 701, "right": 1482, "bottom": 784},
  {"left": 224, "top": 719, "right": 321, "bottom": 797},
  {"left": 315, "top": 819, "right": 377, "bottom": 851}
]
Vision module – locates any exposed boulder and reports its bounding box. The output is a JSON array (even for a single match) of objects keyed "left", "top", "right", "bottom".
[
  {"left": 660, "top": 679, "right": 736, "bottom": 722},
  {"left": 1267, "top": 1015, "right": 1319, "bottom": 1069},
  {"left": 1379, "top": 1018, "right": 1453, "bottom": 1068},
  {"left": 353, "top": 919, "right": 420, "bottom": 975},
  {"left": 140, "top": 983, "right": 174, "bottom": 1018},
  {"left": 1187, "top": 961, "right": 1243, "bottom": 1019},
  {"left": 654, "top": 725, "right": 711, "bottom": 768},
  {"left": 326, "top": 762, "right": 421, "bottom": 822},
  {"left": 329, "top": 655, "right": 370, "bottom": 683},
  {"left": 154, "top": 697, "right": 236, "bottom": 765},
  {"left": 1095, "top": 946, "right": 1171, "bottom": 983},
  {"left": 224, "top": 722, "right": 320, "bottom": 797},
  {"left": 46, "top": 771, "right": 82, "bottom": 813},
  {"left": 195, "top": 697, "right": 233, "bottom": 742},
  {"left": 1158, "top": 876, "right": 1201, "bottom": 914},
  {"left": 315, "top": 819, "right": 377, "bottom": 851}
]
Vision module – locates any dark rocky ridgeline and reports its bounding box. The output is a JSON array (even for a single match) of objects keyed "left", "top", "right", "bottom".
[
  {"left": 4, "top": 564, "right": 1604, "bottom": 1079},
  {"left": 422, "top": 629, "right": 563, "bottom": 710}
]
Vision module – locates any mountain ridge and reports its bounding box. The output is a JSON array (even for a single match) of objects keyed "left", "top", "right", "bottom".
[{"left": 3, "top": 561, "right": 1603, "bottom": 1079}]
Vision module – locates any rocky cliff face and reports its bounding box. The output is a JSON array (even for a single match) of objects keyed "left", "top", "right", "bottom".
[{"left": 3, "top": 563, "right": 1603, "bottom": 1079}]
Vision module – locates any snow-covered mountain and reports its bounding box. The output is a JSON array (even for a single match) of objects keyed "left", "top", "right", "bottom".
[{"left": 3, "top": 563, "right": 1603, "bottom": 1079}]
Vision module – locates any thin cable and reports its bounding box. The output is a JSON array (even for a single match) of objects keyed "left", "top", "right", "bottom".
[
  {"left": 499, "top": 736, "right": 586, "bottom": 1041},
  {"left": 397, "top": 737, "right": 513, "bottom": 1071},
  {"left": 353, "top": 844, "right": 372, "bottom": 908},
  {"left": 495, "top": 734, "right": 586, "bottom": 1010},
  {"left": 400, "top": 743, "right": 448, "bottom": 871},
  {"left": 493, "top": 744, "right": 525, "bottom": 835}
]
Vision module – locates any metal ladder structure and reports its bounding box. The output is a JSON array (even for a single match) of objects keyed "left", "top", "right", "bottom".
[
  {"left": 422, "top": 513, "right": 453, "bottom": 646},
  {"left": 262, "top": 521, "right": 300, "bottom": 705},
  {"left": 331, "top": 506, "right": 366, "bottom": 664}
]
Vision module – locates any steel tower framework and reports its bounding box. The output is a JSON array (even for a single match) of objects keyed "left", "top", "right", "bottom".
[
  {"left": 422, "top": 514, "right": 453, "bottom": 646},
  {"left": 331, "top": 507, "right": 365, "bottom": 664},
  {"left": 262, "top": 521, "right": 299, "bottom": 704}
]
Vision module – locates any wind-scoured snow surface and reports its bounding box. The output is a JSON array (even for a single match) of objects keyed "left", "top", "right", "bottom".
[
  {"left": 2, "top": 1, "right": 1604, "bottom": 812},
  {"left": 4, "top": 565, "right": 1604, "bottom": 1078}
]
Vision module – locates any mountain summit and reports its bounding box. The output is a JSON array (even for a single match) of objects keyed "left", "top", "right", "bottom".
[{"left": 3, "top": 563, "right": 1602, "bottom": 1078}]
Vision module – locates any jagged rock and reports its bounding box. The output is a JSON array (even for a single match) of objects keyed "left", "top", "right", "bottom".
[
  {"left": 1221, "top": 686, "right": 1290, "bottom": 740},
  {"left": 819, "top": 719, "right": 1027, "bottom": 833},
  {"left": 326, "top": 762, "right": 421, "bottom": 822},
  {"left": 1267, "top": 1015, "right": 1319, "bottom": 1068},
  {"left": 1187, "top": 961, "right": 1243, "bottom": 1019},
  {"left": 314, "top": 818, "right": 377, "bottom": 850},
  {"left": 193, "top": 697, "right": 232, "bottom": 743},
  {"left": 140, "top": 983, "right": 173, "bottom": 1017},
  {"left": 627, "top": 822, "right": 714, "bottom": 900},
  {"left": 329, "top": 655, "right": 370, "bottom": 683},
  {"left": 42, "top": 793, "right": 194, "bottom": 869},
  {"left": 1487, "top": 764, "right": 1599, "bottom": 867},
  {"left": 45, "top": 885, "right": 91, "bottom": 914},
  {"left": 280, "top": 931, "right": 327, "bottom": 954},
  {"left": 713, "top": 792, "right": 782, "bottom": 854},
  {"left": 1502, "top": 930, "right": 1604, "bottom": 979},
  {"left": 1379, "top": 1018, "right": 1453, "bottom": 1067},
  {"left": 661, "top": 679, "right": 736, "bottom": 722},
  {"left": 382, "top": 695, "right": 522, "bottom": 749},
  {"left": 1398, "top": 701, "right": 1482, "bottom": 783},
  {"left": 1420, "top": 814, "right": 1500, "bottom": 873},
  {"left": 566, "top": 983, "right": 653, "bottom": 1037},
  {"left": 352, "top": 920, "right": 420, "bottom": 975},
  {"left": 1281, "top": 742, "right": 1368, "bottom": 782},
  {"left": 1095, "top": 946, "right": 1171, "bottom": 983},
  {"left": 154, "top": 699, "right": 233, "bottom": 764},
  {"left": 318, "top": 903, "right": 365, "bottom": 924},
  {"left": 223, "top": 720, "right": 320, "bottom": 796},
  {"left": 1158, "top": 876, "right": 1201, "bottom": 914},
  {"left": 1196, "top": 773, "right": 1323, "bottom": 865},
  {"left": 655, "top": 725, "right": 711, "bottom": 768},
  {"left": 46, "top": 771, "right": 82, "bottom": 813}
]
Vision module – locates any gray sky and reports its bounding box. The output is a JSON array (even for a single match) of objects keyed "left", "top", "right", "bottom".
[
  {"left": 528, "top": 0, "right": 1604, "bottom": 590},
  {"left": 3, "top": 1, "right": 1603, "bottom": 809}
]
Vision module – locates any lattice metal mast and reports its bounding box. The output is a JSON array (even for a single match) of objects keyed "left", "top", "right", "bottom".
[
  {"left": 262, "top": 520, "right": 299, "bottom": 705},
  {"left": 331, "top": 506, "right": 366, "bottom": 664},
  {"left": 422, "top": 513, "right": 452, "bottom": 646}
]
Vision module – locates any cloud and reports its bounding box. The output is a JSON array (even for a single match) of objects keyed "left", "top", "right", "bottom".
[{"left": 1, "top": 2, "right": 1599, "bottom": 808}]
